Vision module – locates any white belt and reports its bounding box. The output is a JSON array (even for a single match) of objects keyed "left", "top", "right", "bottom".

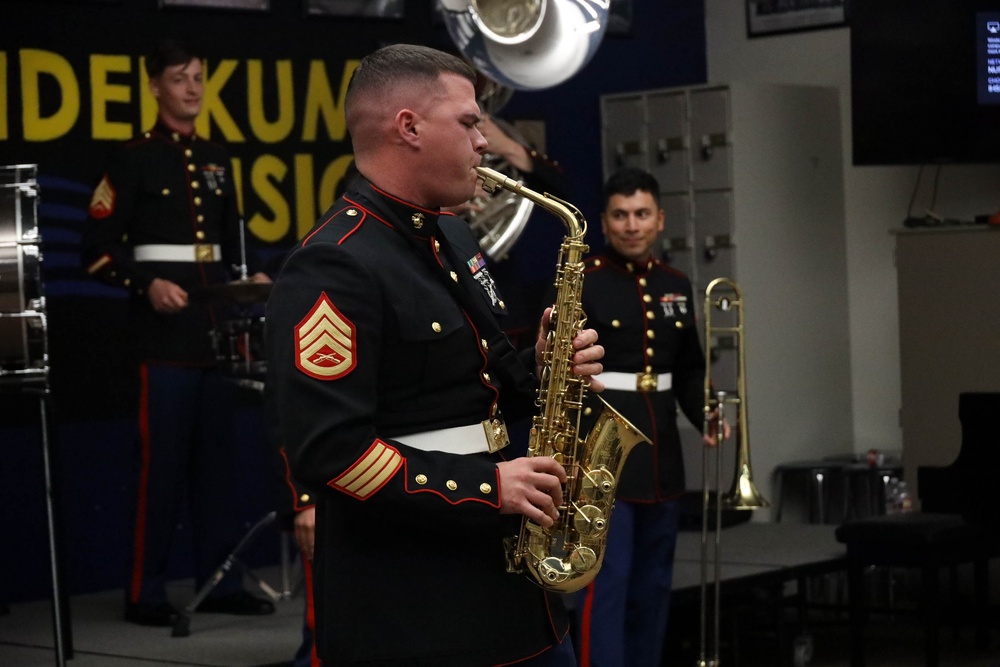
[
  {"left": 134, "top": 244, "right": 221, "bottom": 263},
  {"left": 598, "top": 371, "right": 672, "bottom": 393},
  {"left": 393, "top": 418, "right": 509, "bottom": 455}
]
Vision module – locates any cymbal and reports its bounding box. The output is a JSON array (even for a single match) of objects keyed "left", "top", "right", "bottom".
[{"left": 197, "top": 280, "right": 272, "bottom": 304}]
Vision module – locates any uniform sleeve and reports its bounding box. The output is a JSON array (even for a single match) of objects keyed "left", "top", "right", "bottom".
[
  {"left": 266, "top": 241, "right": 504, "bottom": 526},
  {"left": 80, "top": 146, "right": 157, "bottom": 296},
  {"left": 672, "top": 281, "right": 707, "bottom": 430}
]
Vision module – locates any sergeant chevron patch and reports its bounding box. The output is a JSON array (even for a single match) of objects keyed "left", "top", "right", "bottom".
[
  {"left": 330, "top": 439, "right": 402, "bottom": 499},
  {"left": 295, "top": 292, "right": 356, "bottom": 380},
  {"left": 88, "top": 175, "right": 116, "bottom": 219}
]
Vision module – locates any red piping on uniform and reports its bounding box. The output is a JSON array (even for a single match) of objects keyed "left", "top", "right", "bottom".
[
  {"left": 341, "top": 196, "right": 403, "bottom": 232},
  {"left": 130, "top": 364, "right": 152, "bottom": 603},
  {"left": 578, "top": 580, "right": 596, "bottom": 667},
  {"left": 303, "top": 557, "right": 320, "bottom": 667},
  {"left": 368, "top": 183, "right": 440, "bottom": 215},
  {"left": 302, "top": 205, "right": 353, "bottom": 245}
]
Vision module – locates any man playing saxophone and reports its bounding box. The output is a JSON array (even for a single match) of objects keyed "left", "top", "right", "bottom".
[
  {"left": 265, "top": 44, "right": 604, "bottom": 667},
  {"left": 574, "top": 168, "right": 730, "bottom": 667}
]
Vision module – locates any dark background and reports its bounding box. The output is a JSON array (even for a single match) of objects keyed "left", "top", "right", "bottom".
[{"left": 0, "top": 0, "right": 707, "bottom": 603}]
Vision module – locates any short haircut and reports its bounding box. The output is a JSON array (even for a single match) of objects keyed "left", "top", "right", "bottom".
[
  {"left": 603, "top": 167, "right": 661, "bottom": 209},
  {"left": 145, "top": 39, "right": 199, "bottom": 79},
  {"left": 345, "top": 43, "right": 476, "bottom": 127}
]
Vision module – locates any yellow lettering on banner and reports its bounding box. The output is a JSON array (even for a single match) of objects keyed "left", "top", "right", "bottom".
[
  {"left": 294, "top": 154, "right": 316, "bottom": 240},
  {"left": 139, "top": 57, "right": 156, "bottom": 131},
  {"left": 231, "top": 156, "right": 245, "bottom": 216},
  {"left": 20, "top": 49, "right": 80, "bottom": 142},
  {"left": 301, "top": 59, "right": 357, "bottom": 142},
  {"left": 248, "top": 59, "right": 294, "bottom": 143},
  {"left": 248, "top": 155, "right": 290, "bottom": 242},
  {"left": 196, "top": 59, "right": 244, "bottom": 142},
  {"left": 91, "top": 54, "right": 133, "bottom": 140},
  {"left": 0, "top": 52, "right": 8, "bottom": 140},
  {"left": 318, "top": 153, "right": 356, "bottom": 213}
]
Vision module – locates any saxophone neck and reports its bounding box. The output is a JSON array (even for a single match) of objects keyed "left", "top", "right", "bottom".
[{"left": 476, "top": 166, "right": 587, "bottom": 241}]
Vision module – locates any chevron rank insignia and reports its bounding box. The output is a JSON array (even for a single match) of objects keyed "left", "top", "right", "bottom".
[
  {"left": 295, "top": 292, "right": 356, "bottom": 380},
  {"left": 88, "top": 175, "right": 116, "bottom": 219}
]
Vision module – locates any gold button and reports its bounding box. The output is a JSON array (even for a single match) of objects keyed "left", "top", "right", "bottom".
[
  {"left": 639, "top": 278, "right": 647, "bottom": 287},
  {"left": 646, "top": 311, "right": 655, "bottom": 320},
  {"left": 646, "top": 347, "right": 655, "bottom": 356},
  {"left": 191, "top": 181, "right": 199, "bottom": 189},
  {"left": 187, "top": 163, "right": 195, "bottom": 172},
  {"left": 583, "top": 406, "right": 592, "bottom": 416},
  {"left": 172, "top": 132, "right": 180, "bottom": 141},
  {"left": 161, "top": 188, "right": 170, "bottom": 196},
  {"left": 434, "top": 239, "right": 441, "bottom": 251},
  {"left": 215, "top": 188, "right": 222, "bottom": 195},
  {"left": 144, "top": 132, "right": 151, "bottom": 138},
  {"left": 346, "top": 208, "right": 358, "bottom": 216},
  {"left": 300, "top": 493, "right": 310, "bottom": 503},
  {"left": 480, "top": 483, "right": 492, "bottom": 494},
  {"left": 193, "top": 196, "right": 202, "bottom": 206},
  {"left": 611, "top": 319, "right": 620, "bottom": 328},
  {"left": 481, "top": 339, "right": 489, "bottom": 350},
  {"left": 432, "top": 322, "right": 442, "bottom": 333},
  {"left": 450, "top": 271, "right": 458, "bottom": 282},
  {"left": 594, "top": 259, "right": 602, "bottom": 267},
  {"left": 110, "top": 271, "right": 117, "bottom": 277},
  {"left": 123, "top": 278, "right": 131, "bottom": 286},
  {"left": 483, "top": 372, "right": 491, "bottom": 382},
  {"left": 446, "top": 480, "right": 458, "bottom": 491},
  {"left": 626, "top": 262, "right": 635, "bottom": 272},
  {"left": 184, "top": 149, "right": 193, "bottom": 157},
  {"left": 647, "top": 330, "right": 655, "bottom": 339},
  {"left": 415, "top": 474, "right": 427, "bottom": 485},
  {"left": 196, "top": 230, "right": 205, "bottom": 240},
  {"left": 675, "top": 321, "right": 684, "bottom": 329},
  {"left": 197, "top": 214, "right": 204, "bottom": 223},
  {"left": 643, "top": 294, "right": 652, "bottom": 303},
  {"left": 498, "top": 300, "right": 505, "bottom": 310}
]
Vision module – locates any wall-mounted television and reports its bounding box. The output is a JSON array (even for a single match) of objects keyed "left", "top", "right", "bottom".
[{"left": 850, "top": 0, "right": 1000, "bottom": 165}]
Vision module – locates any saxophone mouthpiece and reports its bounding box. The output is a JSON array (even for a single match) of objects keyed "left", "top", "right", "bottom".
[{"left": 476, "top": 166, "right": 515, "bottom": 195}]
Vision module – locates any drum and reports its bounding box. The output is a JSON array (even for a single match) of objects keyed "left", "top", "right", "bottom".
[
  {"left": 0, "top": 164, "right": 47, "bottom": 381},
  {"left": 212, "top": 316, "right": 267, "bottom": 379}
]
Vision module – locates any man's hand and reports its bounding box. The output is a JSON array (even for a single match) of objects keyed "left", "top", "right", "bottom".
[
  {"left": 293, "top": 506, "right": 316, "bottom": 561},
  {"left": 496, "top": 457, "right": 567, "bottom": 528},
  {"left": 703, "top": 409, "right": 732, "bottom": 447},
  {"left": 535, "top": 307, "right": 606, "bottom": 392},
  {"left": 147, "top": 277, "right": 188, "bottom": 313}
]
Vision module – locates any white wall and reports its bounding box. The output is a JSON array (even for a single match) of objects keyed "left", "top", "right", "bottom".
[{"left": 704, "top": 0, "right": 1000, "bottom": 458}]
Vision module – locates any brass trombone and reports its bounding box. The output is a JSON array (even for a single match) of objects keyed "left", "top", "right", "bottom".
[{"left": 697, "top": 277, "right": 769, "bottom": 667}]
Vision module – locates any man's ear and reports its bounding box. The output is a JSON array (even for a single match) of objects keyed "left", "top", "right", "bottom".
[{"left": 395, "top": 109, "right": 420, "bottom": 148}]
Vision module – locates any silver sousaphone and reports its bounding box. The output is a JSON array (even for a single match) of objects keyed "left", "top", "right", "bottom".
[{"left": 439, "top": 0, "right": 609, "bottom": 260}]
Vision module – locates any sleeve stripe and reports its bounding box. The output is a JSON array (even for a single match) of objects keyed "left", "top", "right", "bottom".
[{"left": 330, "top": 439, "right": 402, "bottom": 500}]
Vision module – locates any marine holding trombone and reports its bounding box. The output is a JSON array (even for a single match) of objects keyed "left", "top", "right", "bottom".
[{"left": 573, "top": 167, "right": 730, "bottom": 667}]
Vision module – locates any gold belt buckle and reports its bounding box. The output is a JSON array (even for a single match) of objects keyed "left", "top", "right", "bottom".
[
  {"left": 194, "top": 243, "right": 215, "bottom": 262},
  {"left": 482, "top": 417, "right": 510, "bottom": 453},
  {"left": 636, "top": 372, "right": 658, "bottom": 393}
]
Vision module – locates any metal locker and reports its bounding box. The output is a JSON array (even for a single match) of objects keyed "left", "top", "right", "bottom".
[
  {"left": 659, "top": 193, "right": 693, "bottom": 277},
  {"left": 689, "top": 87, "right": 732, "bottom": 191},
  {"left": 646, "top": 91, "right": 689, "bottom": 194},
  {"left": 601, "top": 94, "right": 647, "bottom": 176}
]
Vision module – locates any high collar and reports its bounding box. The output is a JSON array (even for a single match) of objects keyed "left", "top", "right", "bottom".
[
  {"left": 149, "top": 119, "right": 197, "bottom": 145},
  {"left": 602, "top": 247, "right": 657, "bottom": 275},
  {"left": 348, "top": 178, "right": 444, "bottom": 241}
]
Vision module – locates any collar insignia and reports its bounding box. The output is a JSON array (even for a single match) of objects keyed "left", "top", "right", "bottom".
[{"left": 411, "top": 212, "right": 424, "bottom": 229}]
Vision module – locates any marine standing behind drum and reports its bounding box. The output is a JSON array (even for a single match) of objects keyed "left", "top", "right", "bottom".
[
  {"left": 80, "top": 38, "right": 273, "bottom": 627},
  {"left": 266, "top": 43, "right": 606, "bottom": 667},
  {"left": 574, "top": 168, "right": 729, "bottom": 667}
]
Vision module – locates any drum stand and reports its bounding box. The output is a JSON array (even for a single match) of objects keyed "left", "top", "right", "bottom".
[{"left": 0, "top": 309, "right": 72, "bottom": 667}]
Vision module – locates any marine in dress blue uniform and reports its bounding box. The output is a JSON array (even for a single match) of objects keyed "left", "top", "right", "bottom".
[
  {"left": 574, "top": 168, "right": 715, "bottom": 667},
  {"left": 81, "top": 40, "right": 273, "bottom": 626}
]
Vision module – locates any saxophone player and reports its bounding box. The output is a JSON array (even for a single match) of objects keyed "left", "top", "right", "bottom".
[{"left": 265, "top": 44, "right": 604, "bottom": 667}]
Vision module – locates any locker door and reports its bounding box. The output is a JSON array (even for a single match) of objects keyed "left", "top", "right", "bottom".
[
  {"left": 689, "top": 87, "right": 732, "bottom": 191},
  {"left": 646, "top": 91, "right": 689, "bottom": 195},
  {"left": 660, "top": 193, "right": 694, "bottom": 280},
  {"left": 601, "top": 94, "right": 647, "bottom": 177}
]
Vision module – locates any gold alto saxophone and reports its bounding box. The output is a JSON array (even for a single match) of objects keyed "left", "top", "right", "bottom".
[{"left": 477, "top": 166, "right": 651, "bottom": 594}]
